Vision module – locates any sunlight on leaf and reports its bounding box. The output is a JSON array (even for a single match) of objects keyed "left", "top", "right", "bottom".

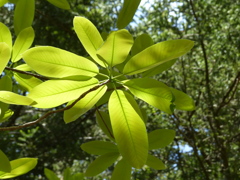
[
  {"left": 146, "top": 154, "right": 166, "bottom": 170},
  {"left": 0, "top": 42, "right": 11, "bottom": 75},
  {"left": 81, "top": 141, "right": 118, "bottom": 155},
  {"left": 111, "top": 158, "right": 132, "bottom": 180},
  {"left": 0, "top": 22, "right": 12, "bottom": 50},
  {"left": 0, "top": 150, "right": 11, "bottom": 173},
  {"left": 44, "top": 168, "right": 60, "bottom": 180},
  {"left": 0, "top": 91, "right": 36, "bottom": 105},
  {"left": 46, "top": 0, "right": 70, "bottom": 10}
]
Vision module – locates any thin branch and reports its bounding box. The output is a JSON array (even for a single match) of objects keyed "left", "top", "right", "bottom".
[
  {"left": 0, "top": 80, "right": 110, "bottom": 131},
  {"left": 5, "top": 67, "right": 49, "bottom": 80}
]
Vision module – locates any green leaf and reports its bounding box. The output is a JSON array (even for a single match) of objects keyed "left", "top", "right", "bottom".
[
  {"left": 14, "top": 72, "right": 42, "bottom": 91},
  {"left": 109, "top": 90, "right": 148, "bottom": 168},
  {"left": 23, "top": 46, "right": 99, "bottom": 78},
  {"left": 146, "top": 154, "right": 166, "bottom": 170},
  {"left": 142, "top": 59, "right": 177, "bottom": 77},
  {"left": 117, "top": 0, "right": 141, "bottom": 29},
  {"left": 63, "top": 167, "right": 71, "bottom": 180},
  {"left": 15, "top": 64, "right": 32, "bottom": 71},
  {"left": 0, "top": 42, "right": 11, "bottom": 75},
  {"left": 12, "top": 27, "right": 35, "bottom": 62},
  {"left": 14, "top": 0, "right": 35, "bottom": 35},
  {"left": 0, "top": 110, "right": 14, "bottom": 123},
  {"left": 97, "top": 29, "right": 133, "bottom": 67},
  {"left": 0, "top": 158, "right": 38, "bottom": 179},
  {"left": 28, "top": 78, "right": 98, "bottom": 108},
  {"left": 81, "top": 141, "right": 118, "bottom": 155},
  {"left": 170, "top": 88, "right": 195, "bottom": 111},
  {"left": 131, "top": 34, "right": 154, "bottom": 56},
  {"left": 71, "top": 173, "right": 84, "bottom": 180},
  {"left": 123, "top": 78, "right": 173, "bottom": 114},
  {"left": 85, "top": 152, "right": 119, "bottom": 177},
  {"left": 96, "top": 110, "right": 114, "bottom": 141},
  {"left": 0, "top": 150, "right": 11, "bottom": 173},
  {"left": 64, "top": 85, "right": 107, "bottom": 123},
  {"left": 0, "top": 22, "right": 12, "bottom": 49},
  {"left": 46, "top": 0, "right": 70, "bottom": 10},
  {"left": 111, "top": 158, "right": 132, "bottom": 180},
  {"left": 148, "top": 129, "right": 175, "bottom": 150},
  {"left": 123, "top": 39, "right": 194, "bottom": 75},
  {"left": 44, "top": 168, "right": 60, "bottom": 180},
  {"left": 0, "top": 0, "right": 8, "bottom": 7},
  {"left": 0, "top": 91, "right": 36, "bottom": 105},
  {"left": 73, "top": 16, "right": 105, "bottom": 67}
]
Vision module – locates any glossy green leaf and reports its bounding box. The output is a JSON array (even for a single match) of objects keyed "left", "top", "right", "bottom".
[
  {"left": 123, "top": 39, "right": 194, "bottom": 75},
  {"left": 44, "top": 168, "right": 60, "bottom": 180},
  {"left": 146, "top": 154, "right": 166, "bottom": 170},
  {"left": 85, "top": 152, "right": 119, "bottom": 177},
  {"left": 96, "top": 110, "right": 114, "bottom": 141},
  {"left": 97, "top": 29, "right": 133, "bottom": 67},
  {"left": 0, "top": 158, "right": 37, "bottom": 179},
  {"left": 0, "top": 0, "right": 8, "bottom": 7},
  {"left": 14, "top": 72, "right": 42, "bottom": 91},
  {"left": 131, "top": 34, "right": 154, "bottom": 56},
  {"left": 46, "top": 0, "right": 70, "bottom": 10},
  {"left": 123, "top": 78, "right": 173, "bottom": 114},
  {"left": 28, "top": 78, "right": 98, "bottom": 108},
  {"left": 64, "top": 85, "right": 107, "bottom": 123},
  {"left": 0, "top": 91, "right": 36, "bottom": 105},
  {"left": 0, "top": 150, "right": 11, "bottom": 173},
  {"left": 170, "top": 88, "right": 195, "bottom": 111},
  {"left": 81, "top": 141, "right": 118, "bottom": 155},
  {"left": 109, "top": 90, "right": 148, "bottom": 168},
  {"left": 142, "top": 59, "right": 177, "bottom": 77},
  {"left": 0, "top": 42, "right": 11, "bottom": 74},
  {"left": 0, "top": 22, "right": 12, "bottom": 49},
  {"left": 12, "top": 27, "right": 35, "bottom": 62},
  {"left": 73, "top": 16, "right": 105, "bottom": 67},
  {"left": 148, "top": 129, "right": 175, "bottom": 150},
  {"left": 23, "top": 46, "right": 98, "bottom": 78},
  {"left": 14, "top": 0, "right": 35, "bottom": 35},
  {"left": 111, "top": 158, "right": 132, "bottom": 180},
  {"left": 117, "top": 0, "right": 141, "bottom": 29}
]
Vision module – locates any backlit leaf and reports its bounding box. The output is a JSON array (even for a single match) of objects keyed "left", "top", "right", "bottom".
[
  {"left": 12, "top": 27, "right": 35, "bottom": 62},
  {"left": 0, "top": 110, "right": 14, "bottom": 123},
  {"left": 0, "top": 158, "right": 37, "bottom": 179},
  {"left": 0, "top": 22, "right": 12, "bottom": 49},
  {"left": 111, "top": 158, "right": 132, "bottom": 180},
  {"left": 170, "top": 88, "right": 195, "bottom": 111},
  {"left": 0, "top": 91, "right": 35, "bottom": 105},
  {"left": 117, "top": 0, "right": 141, "bottom": 29},
  {"left": 97, "top": 29, "right": 133, "bottom": 67},
  {"left": 81, "top": 141, "right": 118, "bottom": 155},
  {"left": 0, "top": 150, "right": 11, "bottom": 173},
  {"left": 123, "top": 78, "right": 173, "bottom": 114},
  {"left": 109, "top": 90, "right": 148, "bottom": 168},
  {"left": 64, "top": 85, "right": 107, "bottom": 123},
  {"left": 148, "top": 129, "right": 175, "bottom": 150},
  {"left": 0, "top": 0, "right": 8, "bottom": 7},
  {"left": 73, "top": 16, "right": 105, "bottom": 67},
  {"left": 23, "top": 46, "right": 98, "bottom": 78},
  {"left": 146, "top": 154, "right": 166, "bottom": 170},
  {"left": 28, "top": 78, "right": 98, "bottom": 108},
  {"left": 14, "top": 0, "right": 35, "bottom": 35},
  {"left": 123, "top": 39, "right": 194, "bottom": 75},
  {"left": 46, "top": 0, "right": 70, "bottom": 10},
  {"left": 85, "top": 152, "right": 119, "bottom": 177},
  {"left": 0, "top": 42, "right": 11, "bottom": 74},
  {"left": 44, "top": 168, "right": 59, "bottom": 180},
  {"left": 131, "top": 34, "right": 154, "bottom": 56}
]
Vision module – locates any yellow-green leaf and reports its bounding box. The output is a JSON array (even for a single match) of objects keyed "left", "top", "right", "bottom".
[
  {"left": 46, "top": 0, "right": 70, "bottom": 10},
  {"left": 73, "top": 16, "right": 105, "bottom": 67},
  {"left": 146, "top": 154, "right": 166, "bottom": 170},
  {"left": 23, "top": 46, "right": 99, "bottom": 78},
  {"left": 14, "top": 0, "right": 35, "bottom": 35},
  {"left": 85, "top": 152, "right": 119, "bottom": 177},
  {"left": 0, "top": 91, "right": 36, "bottom": 105},
  {"left": 97, "top": 29, "right": 133, "bottom": 67},
  {"left": 0, "top": 22, "right": 12, "bottom": 49},
  {"left": 0, "top": 158, "right": 37, "bottom": 179},
  {"left": 148, "top": 129, "right": 175, "bottom": 150},
  {"left": 81, "top": 141, "right": 118, "bottom": 155},
  {"left": 109, "top": 90, "right": 148, "bottom": 168},
  {"left": 0, "top": 150, "right": 11, "bottom": 173},
  {"left": 111, "top": 158, "right": 132, "bottom": 180},
  {"left": 28, "top": 78, "right": 98, "bottom": 108},
  {"left": 64, "top": 85, "right": 107, "bottom": 123},
  {"left": 12, "top": 27, "right": 35, "bottom": 62},
  {"left": 131, "top": 33, "right": 154, "bottom": 56},
  {"left": 123, "top": 78, "right": 173, "bottom": 114},
  {"left": 44, "top": 168, "right": 60, "bottom": 180},
  {"left": 0, "top": 42, "right": 11, "bottom": 74},
  {"left": 0, "top": 0, "right": 8, "bottom": 7},
  {"left": 123, "top": 39, "right": 194, "bottom": 75}
]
